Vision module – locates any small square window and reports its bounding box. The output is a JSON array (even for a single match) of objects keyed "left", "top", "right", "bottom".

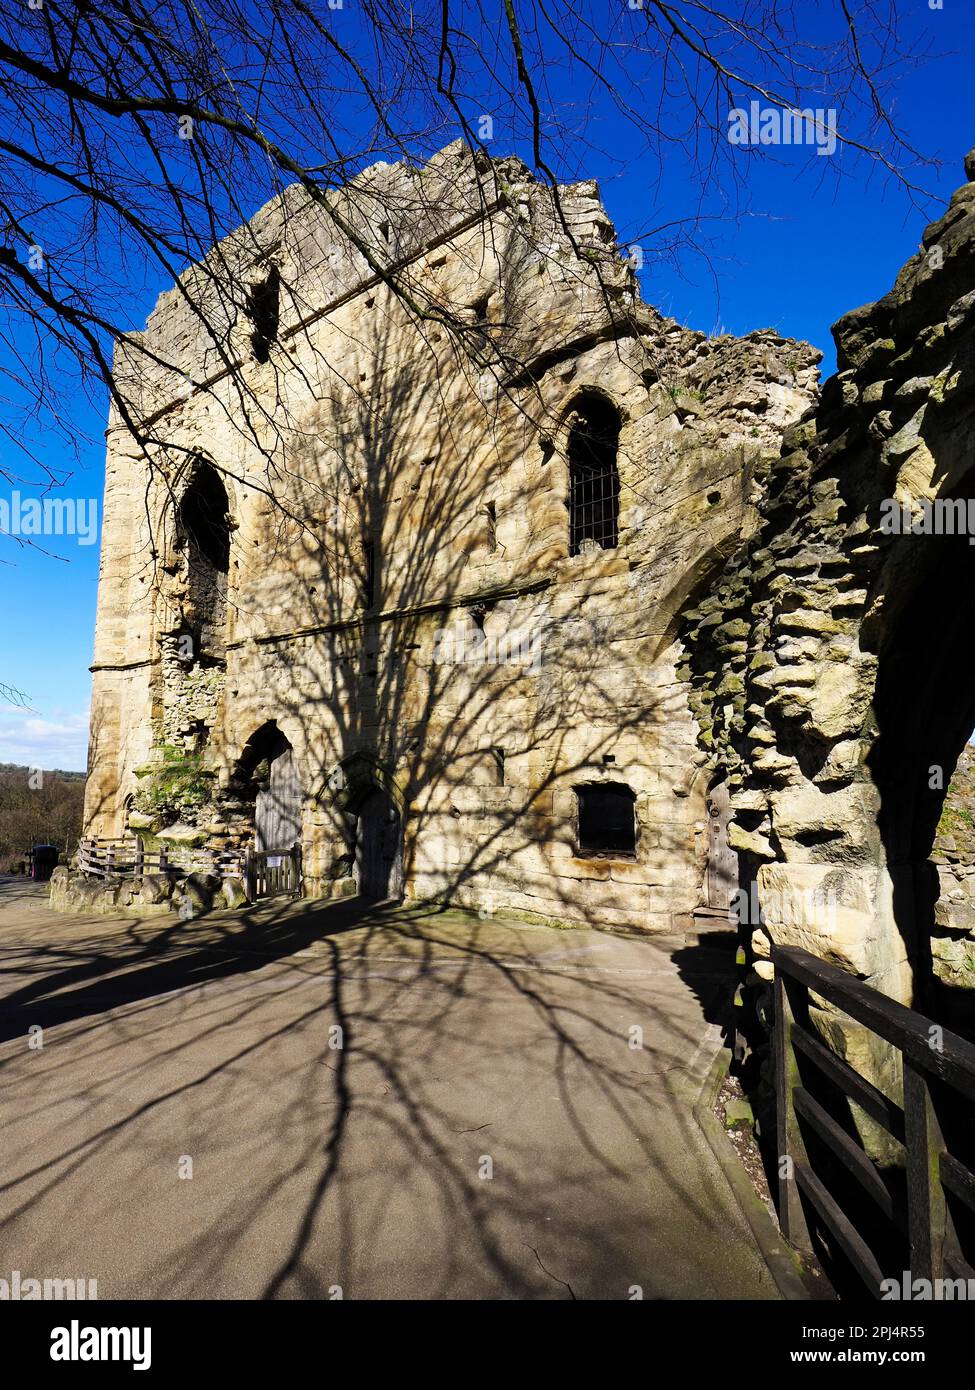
[{"left": 576, "top": 783, "right": 636, "bottom": 857}]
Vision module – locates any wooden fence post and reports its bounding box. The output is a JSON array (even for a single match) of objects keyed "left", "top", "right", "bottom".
[
  {"left": 775, "top": 969, "right": 813, "bottom": 1252},
  {"left": 134, "top": 835, "right": 144, "bottom": 878},
  {"left": 904, "top": 1060, "right": 948, "bottom": 1292}
]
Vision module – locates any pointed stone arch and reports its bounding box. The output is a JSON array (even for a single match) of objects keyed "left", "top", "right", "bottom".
[
  {"left": 228, "top": 720, "right": 305, "bottom": 852},
  {"left": 173, "top": 457, "right": 232, "bottom": 662},
  {"left": 319, "top": 749, "right": 404, "bottom": 815},
  {"left": 319, "top": 752, "right": 404, "bottom": 900}
]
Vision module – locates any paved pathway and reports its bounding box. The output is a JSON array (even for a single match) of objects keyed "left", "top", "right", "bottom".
[{"left": 0, "top": 877, "right": 785, "bottom": 1299}]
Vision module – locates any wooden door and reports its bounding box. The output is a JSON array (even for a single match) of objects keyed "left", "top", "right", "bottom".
[
  {"left": 707, "top": 780, "right": 737, "bottom": 910},
  {"left": 256, "top": 746, "right": 302, "bottom": 852},
  {"left": 355, "top": 790, "right": 402, "bottom": 900}
]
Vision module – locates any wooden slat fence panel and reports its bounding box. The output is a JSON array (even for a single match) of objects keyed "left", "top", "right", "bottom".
[{"left": 774, "top": 944, "right": 975, "bottom": 1300}]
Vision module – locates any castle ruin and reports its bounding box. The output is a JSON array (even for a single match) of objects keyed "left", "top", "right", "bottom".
[
  {"left": 83, "top": 142, "right": 818, "bottom": 931},
  {"left": 82, "top": 140, "right": 975, "bottom": 1037}
]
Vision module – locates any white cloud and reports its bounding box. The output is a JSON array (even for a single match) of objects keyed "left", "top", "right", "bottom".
[{"left": 0, "top": 706, "right": 89, "bottom": 772}]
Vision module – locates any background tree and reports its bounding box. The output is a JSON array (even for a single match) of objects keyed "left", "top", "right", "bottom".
[{"left": 0, "top": 763, "right": 85, "bottom": 867}]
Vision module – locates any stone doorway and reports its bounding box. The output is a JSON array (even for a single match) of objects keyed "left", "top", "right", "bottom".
[
  {"left": 228, "top": 722, "right": 303, "bottom": 856},
  {"left": 354, "top": 789, "right": 403, "bottom": 900}
]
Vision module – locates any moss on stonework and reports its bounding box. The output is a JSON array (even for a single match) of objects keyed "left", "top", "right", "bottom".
[
  {"left": 133, "top": 745, "right": 215, "bottom": 824},
  {"left": 938, "top": 804, "right": 975, "bottom": 839},
  {"left": 714, "top": 619, "right": 750, "bottom": 642}
]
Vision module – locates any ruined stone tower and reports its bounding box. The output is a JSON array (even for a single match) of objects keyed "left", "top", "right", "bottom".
[{"left": 84, "top": 141, "right": 818, "bottom": 929}]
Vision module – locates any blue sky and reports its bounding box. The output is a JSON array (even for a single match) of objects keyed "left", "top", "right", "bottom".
[{"left": 0, "top": 1, "right": 971, "bottom": 771}]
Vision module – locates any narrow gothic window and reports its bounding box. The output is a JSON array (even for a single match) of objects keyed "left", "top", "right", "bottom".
[
  {"left": 567, "top": 395, "right": 621, "bottom": 554},
  {"left": 176, "top": 461, "right": 230, "bottom": 661},
  {"left": 248, "top": 265, "right": 280, "bottom": 364}
]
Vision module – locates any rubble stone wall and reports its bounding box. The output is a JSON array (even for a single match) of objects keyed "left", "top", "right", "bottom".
[
  {"left": 932, "top": 744, "right": 975, "bottom": 1000},
  {"left": 681, "top": 150, "right": 975, "bottom": 1037}
]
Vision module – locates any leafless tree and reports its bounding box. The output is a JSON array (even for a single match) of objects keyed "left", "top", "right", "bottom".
[
  {"left": 0, "top": 0, "right": 937, "bottom": 487},
  {"left": 0, "top": 0, "right": 941, "bottom": 712}
]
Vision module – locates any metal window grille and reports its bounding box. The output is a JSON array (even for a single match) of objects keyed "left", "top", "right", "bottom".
[
  {"left": 567, "top": 401, "right": 621, "bottom": 554},
  {"left": 576, "top": 784, "right": 636, "bottom": 855}
]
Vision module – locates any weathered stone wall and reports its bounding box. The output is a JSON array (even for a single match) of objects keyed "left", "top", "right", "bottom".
[
  {"left": 681, "top": 150, "right": 975, "bottom": 1033},
  {"left": 932, "top": 743, "right": 975, "bottom": 999},
  {"left": 84, "top": 141, "right": 817, "bottom": 931}
]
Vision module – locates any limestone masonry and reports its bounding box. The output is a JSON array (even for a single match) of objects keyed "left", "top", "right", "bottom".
[
  {"left": 83, "top": 141, "right": 818, "bottom": 931},
  {"left": 82, "top": 141, "right": 975, "bottom": 1036},
  {"left": 680, "top": 145, "right": 975, "bottom": 1042}
]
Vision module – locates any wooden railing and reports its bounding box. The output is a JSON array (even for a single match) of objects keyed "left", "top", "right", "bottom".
[
  {"left": 78, "top": 837, "right": 167, "bottom": 877},
  {"left": 77, "top": 837, "right": 245, "bottom": 882},
  {"left": 77, "top": 836, "right": 302, "bottom": 904},
  {"left": 775, "top": 944, "right": 975, "bottom": 1297}
]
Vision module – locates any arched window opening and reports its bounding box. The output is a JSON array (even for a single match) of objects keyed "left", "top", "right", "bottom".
[
  {"left": 575, "top": 782, "right": 636, "bottom": 857},
  {"left": 567, "top": 395, "right": 621, "bottom": 555},
  {"left": 178, "top": 463, "right": 230, "bottom": 573},
  {"left": 176, "top": 461, "right": 230, "bottom": 661},
  {"left": 247, "top": 265, "right": 280, "bottom": 364}
]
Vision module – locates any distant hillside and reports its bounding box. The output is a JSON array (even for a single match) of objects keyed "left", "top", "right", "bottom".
[
  {"left": 0, "top": 762, "right": 86, "bottom": 781},
  {"left": 0, "top": 763, "right": 86, "bottom": 870}
]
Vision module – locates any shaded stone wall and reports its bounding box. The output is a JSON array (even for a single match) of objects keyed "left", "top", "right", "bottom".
[
  {"left": 681, "top": 150, "right": 975, "bottom": 1036},
  {"left": 932, "top": 744, "right": 975, "bottom": 1004},
  {"left": 85, "top": 142, "right": 817, "bottom": 931}
]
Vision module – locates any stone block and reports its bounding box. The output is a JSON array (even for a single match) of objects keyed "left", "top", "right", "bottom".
[{"left": 221, "top": 877, "right": 249, "bottom": 909}]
